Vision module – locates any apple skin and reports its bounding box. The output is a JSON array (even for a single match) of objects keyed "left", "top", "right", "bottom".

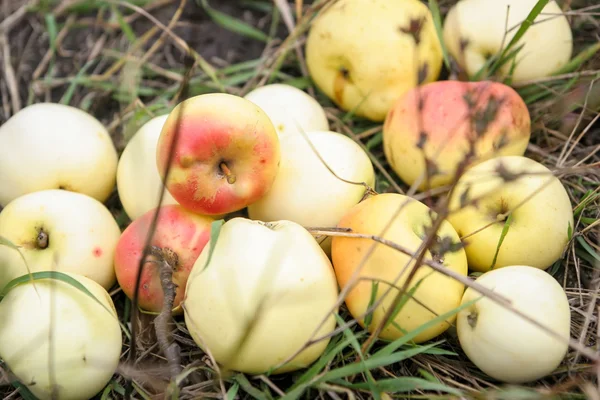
[
  {"left": 117, "top": 114, "right": 179, "bottom": 221},
  {"left": 0, "top": 272, "right": 122, "bottom": 400},
  {"left": 457, "top": 265, "right": 571, "bottom": 383},
  {"left": 0, "top": 189, "right": 122, "bottom": 291},
  {"left": 447, "top": 155, "right": 574, "bottom": 272},
  {"left": 331, "top": 193, "right": 468, "bottom": 343},
  {"left": 305, "top": 0, "right": 443, "bottom": 122},
  {"left": 383, "top": 80, "right": 531, "bottom": 190},
  {"left": 114, "top": 204, "right": 214, "bottom": 313},
  {"left": 156, "top": 93, "right": 281, "bottom": 216},
  {"left": 443, "top": 0, "right": 573, "bottom": 83},
  {"left": 247, "top": 130, "right": 375, "bottom": 256},
  {"left": 243, "top": 84, "right": 329, "bottom": 138},
  {"left": 0, "top": 102, "right": 118, "bottom": 207},
  {"left": 183, "top": 217, "right": 339, "bottom": 375}
]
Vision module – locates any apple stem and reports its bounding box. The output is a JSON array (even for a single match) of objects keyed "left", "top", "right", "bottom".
[
  {"left": 220, "top": 162, "right": 236, "bottom": 184},
  {"left": 36, "top": 229, "right": 49, "bottom": 249}
]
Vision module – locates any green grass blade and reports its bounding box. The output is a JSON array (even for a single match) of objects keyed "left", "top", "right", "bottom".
[
  {"left": 490, "top": 213, "right": 513, "bottom": 270},
  {"left": 553, "top": 42, "right": 600, "bottom": 76},
  {"left": 198, "top": 0, "right": 269, "bottom": 42},
  {"left": 200, "top": 219, "right": 225, "bottom": 272},
  {"left": 233, "top": 373, "right": 269, "bottom": 400},
  {"left": 428, "top": 0, "right": 451, "bottom": 71},
  {"left": 576, "top": 236, "right": 600, "bottom": 263},
  {"left": 332, "top": 376, "right": 463, "bottom": 396}
]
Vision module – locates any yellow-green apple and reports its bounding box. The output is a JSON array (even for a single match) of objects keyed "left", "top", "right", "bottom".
[
  {"left": 117, "top": 114, "right": 179, "bottom": 221},
  {"left": 114, "top": 204, "right": 214, "bottom": 313},
  {"left": 0, "top": 189, "right": 121, "bottom": 291},
  {"left": 457, "top": 265, "right": 571, "bottom": 383},
  {"left": 447, "top": 155, "right": 574, "bottom": 272},
  {"left": 0, "top": 102, "right": 118, "bottom": 207},
  {"left": 0, "top": 272, "right": 122, "bottom": 400},
  {"left": 305, "top": 0, "right": 443, "bottom": 122},
  {"left": 247, "top": 130, "right": 375, "bottom": 255},
  {"left": 156, "top": 93, "right": 281, "bottom": 216},
  {"left": 243, "top": 84, "right": 329, "bottom": 138},
  {"left": 383, "top": 80, "right": 531, "bottom": 190},
  {"left": 183, "top": 217, "right": 338, "bottom": 374},
  {"left": 331, "top": 193, "right": 468, "bottom": 343},
  {"left": 443, "top": 0, "right": 573, "bottom": 84}
]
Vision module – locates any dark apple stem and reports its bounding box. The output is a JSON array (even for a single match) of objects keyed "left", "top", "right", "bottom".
[
  {"left": 219, "top": 161, "right": 236, "bottom": 184},
  {"left": 149, "top": 246, "right": 182, "bottom": 383}
]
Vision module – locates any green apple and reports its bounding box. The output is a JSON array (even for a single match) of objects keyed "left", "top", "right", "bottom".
[
  {"left": 244, "top": 84, "right": 329, "bottom": 138},
  {"left": 247, "top": 130, "right": 375, "bottom": 255},
  {"left": 0, "top": 102, "right": 118, "bottom": 207},
  {"left": 332, "top": 193, "right": 468, "bottom": 343},
  {"left": 443, "top": 0, "right": 573, "bottom": 83},
  {"left": 0, "top": 272, "right": 122, "bottom": 400},
  {"left": 457, "top": 265, "right": 571, "bottom": 383},
  {"left": 117, "top": 114, "right": 179, "bottom": 221},
  {"left": 0, "top": 189, "right": 122, "bottom": 291},
  {"left": 305, "top": 0, "right": 443, "bottom": 122},
  {"left": 183, "top": 217, "right": 339, "bottom": 375},
  {"left": 447, "top": 155, "right": 574, "bottom": 272}
]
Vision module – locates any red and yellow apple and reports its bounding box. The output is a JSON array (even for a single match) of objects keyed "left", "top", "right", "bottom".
[
  {"left": 0, "top": 272, "right": 122, "bottom": 400},
  {"left": 0, "top": 189, "right": 121, "bottom": 291},
  {"left": 247, "top": 130, "right": 375, "bottom": 255},
  {"left": 117, "top": 114, "right": 179, "bottom": 221},
  {"left": 447, "top": 155, "right": 574, "bottom": 272},
  {"left": 331, "top": 193, "right": 468, "bottom": 343},
  {"left": 0, "top": 102, "right": 118, "bottom": 207},
  {"left": 156, "top": 93, "right": 281, "bottom": 216},
  {"left": 114, "top": 204, "right": 214, "bottom": 313},
  {"left": 383, "top": 80, "right": 531, "bottom": 190},
  {"left": 305, "top": 0, "right": 443, "bottom": 122}
]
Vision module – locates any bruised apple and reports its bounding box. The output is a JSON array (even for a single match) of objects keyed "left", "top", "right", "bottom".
[
  {"left": 156, "top": 93, "right": 281, "bottom": 216},
  {"left": 114, "top": 204, "right": 214, "bottom": 313},
  {"left": 383, "top": 80, "right": 531, "bottom": 190},
  {"left": 117, "top": 114, "right": 179, "bottom": 221},
  {"left": 0, "top": 189, "right": 121, "bottom": 291},
  {"left": 331, "top": 193, "right": 468, "bottom": 343},
  {"left": 305, "top": 0, "right": 443, "bottom": 122}
]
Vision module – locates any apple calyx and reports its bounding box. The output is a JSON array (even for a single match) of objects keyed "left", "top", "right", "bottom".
[
  {"left": 36, "top": 228, "right": 49, "bottom": 249},
  {"left": 219, "top": 161, "right": 236, "bottom": 184},
  {"left": 467, "top": 309, "right": 478, "bottom": 329}
]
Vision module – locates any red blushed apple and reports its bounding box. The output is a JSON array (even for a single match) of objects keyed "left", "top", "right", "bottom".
[
  {"left": 382, "top": 80, "right": 531, "bottom": 190},
  {"left": 114, "top": 204, "right": 214, "bottom": 313},
  {"left": 156, "top": 93, "right": 281, "bottom": 216}
]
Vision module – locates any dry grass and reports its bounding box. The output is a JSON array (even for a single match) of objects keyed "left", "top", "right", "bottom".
[{"left": 0, "top": 0, "right": 599, "bottom": 399}]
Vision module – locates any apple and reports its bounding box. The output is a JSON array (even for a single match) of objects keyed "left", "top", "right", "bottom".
[
  {"left": 243, "top": 84, "right": 329, "bottom": 138},
  {"left": 443, "top": 0, "right": 573, "bottom": 84},
  {"left": 447, "top": 155, "right": 574, "bottom": 272},
  {"left": 114, "top": 204, "right": 214, "bottom": 313},
  {"left": 248, "top": 130, "right": 375, "bottom": 255},
  {"left": 117, "top": 114, "right": 179, "bottom": 221},
  {"left": 383, "top": 80, "right": 531, "bottom": 190},
  {"left": 0, "top": 102, "right": 118, "bottom": 207},
  {"left": 156, "top": 93, "right": 281, "bottom": 216},
  {"left": 0, "top": 272, "right": 122, "bottom": 400},
  {"left": 331, "top": 193, "right": 468, "bottom": 343},
  {"left": 457, "top": 265, "right": 571, "bottom": 383},
  {"left": 0, "top": 189, "right": 121, "bottom": 291},
  {"left": 305, "top": 0, "right": 443, "bottom": 122},
  {"left": 183, "top": 217, "right": 339, "bottom": 374}
]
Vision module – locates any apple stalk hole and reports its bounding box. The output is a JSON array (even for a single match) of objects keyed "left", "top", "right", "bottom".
[{"left": 219, "top": 161, "right": 236, "bottom": 184}]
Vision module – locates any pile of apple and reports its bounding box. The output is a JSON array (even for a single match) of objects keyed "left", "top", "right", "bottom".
[{"left": 0, "top": 0, "right": 580, "bottom": 397}]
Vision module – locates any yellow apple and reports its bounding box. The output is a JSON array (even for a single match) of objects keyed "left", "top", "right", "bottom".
[
  {"left": 0, "top": 272, "right": 122, "bottom": 400},
  {"left": 383, "top": 80, "right": 531, "bottom": 190},
  {"left": 117, "top": 114, "right": 179, "bottom": 221},
  {"left": 447, "top": 155, "right": 574, "bottom": 272},
  {"left": 457, "top": 265, "right": 571, "bottom": 383},
  {"left": 443, "top": 0, "right": 573, "bottom": 83},
  {"left": 247, "top": 130, "right": 375, "bottom": 255},
  {"left": 331, "top": 193, "right": 468, "bottom": 343},
  {"left": 305, "top": 0, "right": 443, "bottom": 122},
  {"left": 0, "top": 102, "right": 118, "bottom": 207},
  {"left": 0, "top": 189, "right": 122, "bottom": 291},
  {"left": 243, "top": 84, "right": 329, "bottom": 138},
  {"left": 183, "top": 217, "right": 339, "bottom": 374}
]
